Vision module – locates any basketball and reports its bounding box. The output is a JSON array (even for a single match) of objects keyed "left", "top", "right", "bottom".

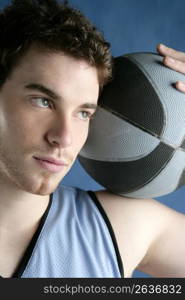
[{"left": 78, "top": 52, "right": 185, "bottom": 198}]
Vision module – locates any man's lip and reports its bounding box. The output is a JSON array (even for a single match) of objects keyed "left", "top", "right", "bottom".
[{"left": 33, "top": 156, "right": 68, "bottom": 166}]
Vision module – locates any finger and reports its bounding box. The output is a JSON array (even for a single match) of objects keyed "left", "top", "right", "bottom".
[
  {"left": 157, "top": 44, "right": 185, "bottom": 62},
  {"left": 163, "top": 56, "right": 185, "bottom": 74},
  {"left": 175, "top": 81, "right": 185, "bottom": 93}
]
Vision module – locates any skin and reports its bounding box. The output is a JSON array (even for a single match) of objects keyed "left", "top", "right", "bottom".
[
  {"left": 0, "top": 43, "right": 185, "bottom": 278},
  {"left": 0, "top": 46, "right": 99, "bottom": 196}
]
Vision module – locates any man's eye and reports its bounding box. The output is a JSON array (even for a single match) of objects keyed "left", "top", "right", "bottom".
[
  {"left": 31, "top": 98, "right": 51, "bottom": 108},
  {"left": 78, "top": 111, "right": 92, "bottom": 120}
]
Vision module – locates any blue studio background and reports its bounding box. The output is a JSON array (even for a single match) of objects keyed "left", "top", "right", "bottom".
[{"left": 1, "top": 0, "right": 185, "bottom": 277}]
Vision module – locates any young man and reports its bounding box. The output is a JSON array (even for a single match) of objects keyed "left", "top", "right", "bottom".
[{"left": 0, "top": 0, "right": 184, "bottom": 278}]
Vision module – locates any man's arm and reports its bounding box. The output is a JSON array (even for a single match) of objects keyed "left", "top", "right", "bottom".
[
  {"left": 96, "top": 190, "right": 185, "bottom": 277},
  {"left": 96, "top": 45, "right": 185, "bottom": 278},
  {"left": 137, "top": 202, "right": 185, "bottom": 277},
  {"left": 97, "top": 44, "right": 185, "bottom": 277}
]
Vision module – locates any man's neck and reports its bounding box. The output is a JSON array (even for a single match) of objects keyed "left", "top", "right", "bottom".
[
  {"left": 0, "top": 180, "right": 50, "bottom": 232},
  {"left": 0, "top": 180, "right": 50, "bottom": 278}
]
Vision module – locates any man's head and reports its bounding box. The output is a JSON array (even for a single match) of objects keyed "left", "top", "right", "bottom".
[
  {"left": 0, "top": 0, "right": 112, "bottom": 89},
  {"left": 0, "top": 0, "right": 112, "bottom": 196}
]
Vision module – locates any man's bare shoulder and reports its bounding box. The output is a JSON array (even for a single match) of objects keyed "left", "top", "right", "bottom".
[
  {"left": 94, "top": 189, "right": 175, "bottom": 245},
  {"left": 95, "top": 189, "right": 185, "bottom": 277},
  {"left": 95, "top": 189, "right": 174, "bottom": 224}
]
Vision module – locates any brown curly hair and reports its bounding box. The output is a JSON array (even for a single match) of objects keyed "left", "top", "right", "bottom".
[{"left": 0, "top": 0, "right": 112, "bottom": 89}]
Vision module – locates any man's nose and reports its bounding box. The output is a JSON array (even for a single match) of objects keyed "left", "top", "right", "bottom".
[{"left": 45, "top": 116, "right": 73, "bottom": 148}]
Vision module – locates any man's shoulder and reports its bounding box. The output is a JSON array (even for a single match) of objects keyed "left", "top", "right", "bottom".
[
  {"left": 94, "top": 189, "right": 178, "bottom": 234},
  {"left": 94, "top": 189, "right": 160, "bottom": 218},
  {"left": 54, "top": 184, "right": 97, "bottom": 207}
]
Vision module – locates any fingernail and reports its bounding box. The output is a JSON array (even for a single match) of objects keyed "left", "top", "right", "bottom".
[
  {"left": 178, "top": 81, "right": 185, "bottom": 88},
  {"left": 159, "top": 43, "right": 167, "bottom": 50}
]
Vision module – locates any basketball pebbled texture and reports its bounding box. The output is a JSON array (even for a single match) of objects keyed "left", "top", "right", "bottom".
[{"left": 78, "top": 53, "right": 185, "bottom": 198}]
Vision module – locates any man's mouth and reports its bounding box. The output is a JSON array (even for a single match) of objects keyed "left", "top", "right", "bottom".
[{"left": 33, "top": 156, "right": 68, "bottom": 173}]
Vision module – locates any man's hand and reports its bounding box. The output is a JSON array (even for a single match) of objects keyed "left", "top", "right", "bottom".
[{"left": 157, "top": 44, "right": 185, "bottom": 92}]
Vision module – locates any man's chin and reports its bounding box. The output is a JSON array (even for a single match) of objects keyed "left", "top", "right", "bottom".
[
  {"left": 31, "top": 190, "right": 54, "bottom": 196},
  {"left": 31, "top": 183, "right": 60, "bottom": 196},
  {"left": 24, "top": 177, "right": 62, "bottom": 196}
]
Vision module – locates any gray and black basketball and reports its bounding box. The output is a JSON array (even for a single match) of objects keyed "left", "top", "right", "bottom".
[{"left": 78, "top": 52, "right": 185, "bottom": 198}]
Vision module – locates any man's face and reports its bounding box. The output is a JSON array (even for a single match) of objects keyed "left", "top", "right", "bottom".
[{"left": 0, "top": 46, "right": 99, "bottom": 195}]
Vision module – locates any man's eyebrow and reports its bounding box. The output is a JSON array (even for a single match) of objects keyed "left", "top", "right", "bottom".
[
  {"left": 24, "top": 83, "right": 98, "bottom": 109},
  {"left": 79, "top": 103, "right": 97, "bottom": 110},
  {"left": 24, "top": 83, "right": 60, "bottom": 100}
]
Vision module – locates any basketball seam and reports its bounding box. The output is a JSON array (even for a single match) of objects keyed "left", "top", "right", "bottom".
[{"left": 100, "top": 103, "right": 185, "bottom": 152}]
